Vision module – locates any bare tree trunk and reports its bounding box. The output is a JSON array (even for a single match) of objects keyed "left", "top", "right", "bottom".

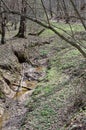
[
  {"left": 16, "top": 0, "right": 27, "bottom": 38},
  {"left": 49, "top": 0, "right": 53, "bottom": 19},
  {"left": 0, "top": 1, "right": 6, "bottom": 44},
  {"left": 1, "top": 17, "right": 6, "bottom": 44},
  {"left": 62, "top": 0, "right": 70, "bottom": 23},
  {"left": 70, "top": 0, "right": 86, "bottom": 31}
]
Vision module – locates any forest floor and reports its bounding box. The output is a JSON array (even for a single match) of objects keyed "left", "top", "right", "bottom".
[
  {"left": 0, "top": 22, "right": 86, "bottom": 130},
  {"left": 20, "top": 23, "right": 86, "bottom": 130}
]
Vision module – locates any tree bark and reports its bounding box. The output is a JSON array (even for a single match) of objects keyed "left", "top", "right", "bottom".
[
  {"left": 0, "top": 1, "right": 6, "bottom": 44},
  {"left": 16, "top": 0, "right": 26, "bottom": 38},
  {"left": 1, "top": 18, "right": 6, "bottom": 44}
]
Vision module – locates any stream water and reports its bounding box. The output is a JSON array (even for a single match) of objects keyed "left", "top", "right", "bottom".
[{"left": 0, "top": 62, "right": 46, "bottom": 130}]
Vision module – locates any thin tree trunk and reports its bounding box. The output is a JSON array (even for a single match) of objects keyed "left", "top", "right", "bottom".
[
  {"left": 49, "top": 0, "right": 53, "bottom": 19},
  {"left": 70, "top": 0, "right": 86, "bottom": 31},
  {"left": 0, "top": 1, "right": 6, "bottom": 44},
  {"left": 1, "top": 18, "right": 6, "bottom": 44}
]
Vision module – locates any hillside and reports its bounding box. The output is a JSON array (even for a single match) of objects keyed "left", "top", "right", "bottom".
[
  {"left": 21, "top": 27, "right": 86, "bottom": 130},
  {"left": 0, "top": 22, "right": 86, "bottom": 130}
]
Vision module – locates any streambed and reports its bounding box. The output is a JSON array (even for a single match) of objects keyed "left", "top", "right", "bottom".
[{"left": 0, "top": 62, "right": 46, "bottom": 130}]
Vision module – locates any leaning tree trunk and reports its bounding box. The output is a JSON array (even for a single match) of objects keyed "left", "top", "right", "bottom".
[{"left": 16, "top": 0, "right": 27, "bottom": 38}]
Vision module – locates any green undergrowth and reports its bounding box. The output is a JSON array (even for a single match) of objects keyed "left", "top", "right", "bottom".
[
  {"left": 21, "top": 23, "right": 86, "bottom": 130},
  {"left": 41, "top": 22, "right": 84, "bottom": 37}
]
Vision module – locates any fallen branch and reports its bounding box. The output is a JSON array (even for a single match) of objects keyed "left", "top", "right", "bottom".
[
  {"left": 28, "top": 29, "right": 45, "bottom": 36},
  {"left": 12, "top": 83, "right": 32, "bottom": 90}
]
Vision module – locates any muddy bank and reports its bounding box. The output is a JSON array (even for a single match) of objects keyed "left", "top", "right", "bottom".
[{"left": 0, "top": 37, "right": 49, "bottom": 130}]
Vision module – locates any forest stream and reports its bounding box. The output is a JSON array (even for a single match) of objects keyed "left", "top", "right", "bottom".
[{"left": 0, "top": 63, "right": 46, "bottom": 130}]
